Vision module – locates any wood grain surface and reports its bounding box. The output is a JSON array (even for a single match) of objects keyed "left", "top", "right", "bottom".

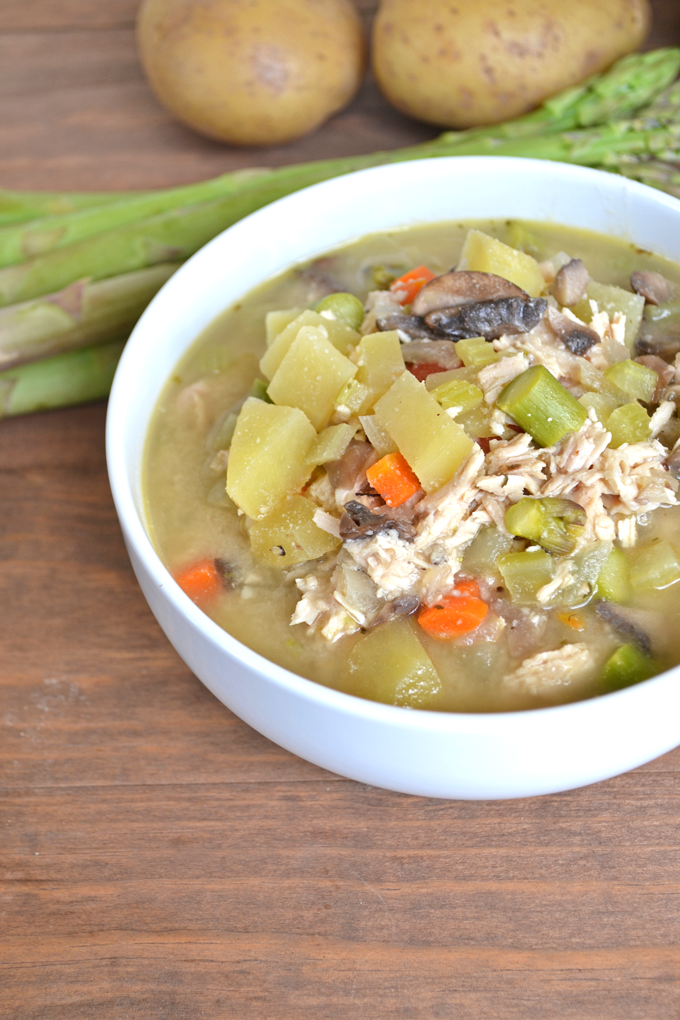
[{"left": 2, "top": 3, "right": 680, "bottom": 1018}]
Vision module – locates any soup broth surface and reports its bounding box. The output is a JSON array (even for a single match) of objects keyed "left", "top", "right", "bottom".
[{"left": 144, "top": 220, "right": 680, "bottom": 712}]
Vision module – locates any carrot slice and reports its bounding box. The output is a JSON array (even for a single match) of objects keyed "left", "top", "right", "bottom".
[
  {"left": 418, "top": 584, "right": 488, "bottom": 640},
  {"left": 175, "top": 559, "right": 222, "bottom": 603},
  {"left": 407, "top": 362, "right": 447, "bottom": 382},
  {"left": 390, "top": 264, "right": 436, "bottom": 305},
  {"left": 366, "top": 451, "right": 421, "bottom": 508}
]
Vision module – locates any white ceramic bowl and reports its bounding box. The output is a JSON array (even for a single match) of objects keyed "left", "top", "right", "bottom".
[{"left": 106, "top": 156, "right": 680, "bottom": 800}]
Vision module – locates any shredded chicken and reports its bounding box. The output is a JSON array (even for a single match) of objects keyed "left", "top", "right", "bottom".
[{"left": 503, "top": 643, "right": 595, "bottom": 695}]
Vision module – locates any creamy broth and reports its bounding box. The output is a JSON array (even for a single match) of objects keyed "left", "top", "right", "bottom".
[{"left": 144, "top": 219, "right": 680, "bottom": 712}]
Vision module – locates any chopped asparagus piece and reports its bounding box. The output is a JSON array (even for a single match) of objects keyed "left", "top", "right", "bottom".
[
  {"left": 601, "top": 643, "right": 657, "bottom": 691},
  {"left": 607, "top": 401, "right": 651, "bottom": 447},
  {"left": 630, "top": 539, "right": 680, "bottom": 590},
  {"left": 596, "top": 546, "right": 631, "bottom": 602},
  {"left": 316, "top": 292, "right": 365, "bottom": 331},
  {"left": 604, "top": 360, "right": 657, "bottom": 403},
  {"left": 505, "top": 497, "right": 586, "bottom": 555},
  {"left": 455, "top": 336, "right": 500, "bottom": 368},
  {"left": 496, "top": 365, "right": 587, "bottom": 447}
]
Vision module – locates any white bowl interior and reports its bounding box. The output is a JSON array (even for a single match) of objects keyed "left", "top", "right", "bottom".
[{"left": 106, "top": 157, "right": 680, "bottom": 798}]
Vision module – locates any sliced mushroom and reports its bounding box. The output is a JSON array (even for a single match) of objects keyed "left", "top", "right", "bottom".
[
  {"left": 399, "top": 339, "right": 461, "bottom": 369},
  {"left": 635, "top": 354, "right": 676, "bottom": 401},
  {"left": 424, "top": 296, "right": 547, "bottom": 340},
  {"left": 375, "top": 313, "right": 441, "bottom": 340},
  {"left": 631, "top": 270, "right": 673, "bottom": 306},
  {"left": 547, "top": 306, "right": 600, "bottom": 355},
  {"left": 595, "top": 601, "right": 652, "bottom": 657},
  {"left": 411, "top": 270, "right": 526, "bottom": 316},
  {"left": 635, "top": 332, "right": 680, "bottom": 361},
  {"left": 339, "top": 500, "right": 416, "bottom": 542},
  {"left": 550, "top": 258, "right": 589, "bottom": 307},
  {"left": 372, "top": 595, "right": 421, "bottom": 627}
]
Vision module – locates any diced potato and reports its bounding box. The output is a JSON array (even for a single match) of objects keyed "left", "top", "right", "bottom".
[
  {"left": 306, "top": 423, "right": 357, "bottom": 466},
  {"left": 630, "top": 539, "right": 680, "bottom": 591},
  {"left": 462, "top": 526, "right": 515, "bottom": 577},
  {"left": 607, "top": 401, "right": 651, "bottom": 448},
  {"left": 267, "top": 327, "right": 357, "bottom": 431},
  {"left": 358, "top": 414, "right": 398, "bottom": 456},
  {"left": 354, "top": 330, "right": 405, "bottom": 412},
  {"left": 226, "top": 398, "right": 316, "bottom": 519},
  {"left": 458, "top": 229, "right": 545, "bottom": 297},
  {"left": 578, "top": 391, "right": 622, "bottom": 425},
  {"left": 572, "top": 281, "right": 645, "bottom": 350},
  {"left": 265, "top": 307, "right": 304, "bottom": 346},
  {"left": 373, "top": 371, "right": 474, "bottom": 493},
  {"left": 345, "top": 617, "right": 442, "bottom": 708},
  {"left": 604, "top": 360, "right": 657, "bottom": 403},
  {"left": 248, "top": 494, "right": 340, "bottom": 567},
  {"left": 498, "top": 549, "right": 555, "bottom": 604},
  {"left": 424, "top": 366, "right": 479, "bottom": 391},
  {"left": 455, "top": 336, "right": 500, "bottom": 368},
  {"left": 457, "top": 403, "right": 502, "bottom": 439},
  {"left": 430, "top": 378, "right": 483, "bottom": 413},
  {"left": 260, "top": 309, "right": 359, "bottom": 379}
]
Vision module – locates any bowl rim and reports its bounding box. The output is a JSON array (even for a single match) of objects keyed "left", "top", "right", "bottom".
[{"left": 106, "top": 154, "right": 680, "bottom": 732}]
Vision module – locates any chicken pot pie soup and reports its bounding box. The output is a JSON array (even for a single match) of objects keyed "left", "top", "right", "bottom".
[{"left": 144, "top": 220, "right": 680, "bottom": 713}]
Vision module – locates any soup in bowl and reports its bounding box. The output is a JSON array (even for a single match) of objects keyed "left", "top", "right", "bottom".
[{"left": 106, "top": 157, "right": 680, "bottom": 799}]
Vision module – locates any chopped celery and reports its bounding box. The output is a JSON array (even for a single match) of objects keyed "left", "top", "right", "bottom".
[
  {"left": 455, "top": 336, "right": 499, "bottom": 369},
  {"left": 630, "top": 539, "right": 680, "bottom": 590},
  {"left": 578, "top": 391, "right": 621, "bottom": 425},
  {"left": 600, "top": 643, "right": 657, "bottom": 692},
  {"left": 336, "top": 378, "right": 372, "bottom": 414},
  {"left": 425, "top": 366, "right": 479, "bottom": 390},
  {"left": 596, "top": 546, "right": 631, "bottom": 602},
  {"left": 316, "top": 292, "right": 365, "bottom": 331},
  {"left": 572, "top": 281, "right": 645, "bottom": 349},
  {"left": 603, "top": 360, "right": 657, "bottom": 403},
  {"left": 496, "top": 365, "right": 587, "bottom": 447},
  {"left": 606, "top": 401, "right": 651, "bottom": 447},
  {"left": 505, "top": 497, "right": 586, "bottom": 555},
  {"left": 306, "top": 423, "right": 356, "bottom": 466},
  {"left": 250, "top": 378, "right": 273, "bottom": 403},
  {"left": 462, "top": 526, "right": 515, "bottom": 576},
  {"left": 429, "top": 378, "right": 483, "bottom": 413},
  {"left": 498, "top": 549, "right": 555, "bottom": 604}
]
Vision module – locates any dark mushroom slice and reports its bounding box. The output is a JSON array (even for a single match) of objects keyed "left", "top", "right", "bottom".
[
  {"left": 547, "top": 306, "right": 600, "bottom": 355},
  {"left": 634, "top": 332, "right": 680, "bottom": 361},
  {"left": 372, "top": 595, "right": 421, "bottom": 627},
  {"left": 631, "top": 270, "right": 673, "bottom": 306},
  {"left": 550, "top": 258, "right": 590, "bottom": 307},
  {"left": 595, "top": 601, "right": 653, "bottom": 657},
  {"left": 425, "top": 296, "right": 548, "bottom": 341},
  {"left": 375, "top": 313, "right": 441, "bottom": 340},
  {"left": 411, "top": 270, "right": 526, "bottom": 316},
  {"left": 339, "top": 500, "right": 416, "bottom": 542}
]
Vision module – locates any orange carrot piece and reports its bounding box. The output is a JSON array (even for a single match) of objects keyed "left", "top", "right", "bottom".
[
  {"left": 406, "top": 362, "right": 448, "bottom": 382},
  {"left": 418, "top": 585, "right": 488, "bottom": 640},
  {"left": 175, "top": 558, "right": 222, "bottom": 603},
  {"left": 366, "top": 451, "right": 421, "bottom": 508},
  {"left": 390, "top": 264, "right": 436, "bottom": 305}
]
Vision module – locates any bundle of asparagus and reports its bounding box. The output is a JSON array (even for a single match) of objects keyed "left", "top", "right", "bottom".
[{"left": 2, "top": 47, "right": 680, "bottom": 419}]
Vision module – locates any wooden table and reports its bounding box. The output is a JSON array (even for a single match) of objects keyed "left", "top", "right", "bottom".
[{"left": 3, "top": 3, "right": 680, "bottom": 1017}]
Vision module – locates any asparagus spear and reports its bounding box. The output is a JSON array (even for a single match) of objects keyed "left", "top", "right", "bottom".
[
  {"left": 0, "top": 337, "right": 125, "bottom": 418},
  {"left": 0, "top": 262, "right": 179, "bottom": 370},
  {"left": 0, "top": 168, "right": 270, "bottom": 268},
  {"left": 0, "top": 49, "right": 676, "bottom": 273},
  {"left": 0, "top": 188, "right": 145, "bottom": 228}
]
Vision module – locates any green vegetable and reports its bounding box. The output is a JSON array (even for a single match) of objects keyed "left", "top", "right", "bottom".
[
  {"left": 496, "top": 365, "right": 587, "bottom": 447},
  {"left": 249, "top": 378, "right": 273, "bottom": 403},
  {"left": 0, "top": 338, "right": 125, "bottom": 418},
  {"left": 0, "top": 187, "right": 145, "bottom": 228},
  {"left": 455, "top": 336, "right": 499, "bottom": 369},
  {"left": 600, "top": 643, "right": 657, "bottom": 692},
  {"left": 316, "top": 292, "right": 365, "bottom": 331},
  {"left": 429, "top": 378, "right": 483, "bottom": 413},
  {"left": 505, "top": 497, "right": 586, "bottom": 555},
  {"left": 498, "top": 549, "right": 555, "bottom": 605},
  {"left": 578, "top": 391, "right": 622, "bottom": 425},
  {"left": 604, "top": 360, "right": 658, "bottom": 403},
  {"left": 0, "top": 262, "right": 178, "bottom": 369},
  {"left": 596, "top": 546, "right": 631, "bottom": 602},
  {"left": 630, "top": 540, "right": 680, "bottom": 591},
  {"left": 607, "top": 401, "right": 651, "bottom": 447}
]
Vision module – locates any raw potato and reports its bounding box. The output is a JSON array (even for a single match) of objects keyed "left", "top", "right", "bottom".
[
  {"left": 372, "top": 0, "right": 650, "bottom": 129},
  {"left": 136, "top": 0, "right": 365, "bottom": 146}
]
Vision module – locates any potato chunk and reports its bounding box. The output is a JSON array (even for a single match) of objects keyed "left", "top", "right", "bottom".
[
  {"left": 267, "top": 326, "right": 357, "bottom": 430},
  {"left": 306, "top": 423, "right": 357, "bottom": 466},
  {"left": 249, "top": 495, "right": 340, "bottom": 567},
  {"left": 346, "top": 618, "right": 442, "bottom": 708},
  {"left": 226, "top": 397, "right": 316, "bottom": 519},
  {"left": 459, "top": 229, "right": 545, "bottom": 297},
  {"left": 265, "top": 307, "right": 304, "bottom": 346},
  {"left": 260, "top": 309, "right": 359, "bottom": 378},
  {"left": 373, "top": 370, "right": 473, "bottom": 492},
  {"left": 354, "top": 330, "right": 405, "bottom": 412},
  {"left": 572, "top": 281, "right": 645, "bottom": 350}
]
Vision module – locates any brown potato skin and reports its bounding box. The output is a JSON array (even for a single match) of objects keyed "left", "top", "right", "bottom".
[
  {"left": 137, "top": 0, "right": 365, "bottom": 147},
  {"left": 372, "top": 0, "right": 651, "bottom": 129}
]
